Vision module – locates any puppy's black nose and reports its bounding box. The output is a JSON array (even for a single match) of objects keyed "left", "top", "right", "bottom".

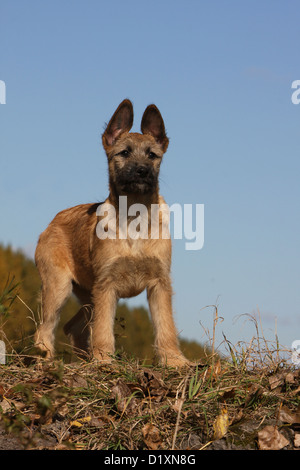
[{"left": 136, "top": 165, "right": 149, "bottom": 178}]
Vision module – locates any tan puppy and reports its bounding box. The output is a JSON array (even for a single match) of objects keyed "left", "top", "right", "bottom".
[{"left": 35, "top": 100, "right": 188, "bottom": 367}]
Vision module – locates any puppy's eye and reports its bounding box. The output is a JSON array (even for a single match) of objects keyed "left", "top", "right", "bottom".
[
  {"left": 148, "top": 152, "right": 158, "bottom": 160},
  {"left": 120, "top": 149, "right": 129, "bottom": 157}
]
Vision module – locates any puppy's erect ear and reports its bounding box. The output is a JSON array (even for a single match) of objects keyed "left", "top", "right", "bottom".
[
  {"left": 102, "top": 99, "right": 134, "bottom": 150},
  {"left": 141, "top": 104, "right": 169, "bottom": 153}
]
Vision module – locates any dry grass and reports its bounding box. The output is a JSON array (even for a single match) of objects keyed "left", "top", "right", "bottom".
[
  {"left": 0, "top": 327, "right": 299, "bottom": 450},
  {"left": 0, "top": 294, "right": 299, "bottom": 450}
]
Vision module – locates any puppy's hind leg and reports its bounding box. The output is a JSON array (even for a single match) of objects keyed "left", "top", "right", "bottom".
[
  {"left": 63, "top": 305, "right": 93, "bottom": 359},
  {"left": 63, "top": 285, "right": 93, "bottom": 359}
]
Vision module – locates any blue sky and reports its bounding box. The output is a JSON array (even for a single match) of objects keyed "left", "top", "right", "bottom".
[{"left": 1, "top": 1, "right": 299, "bottom": 356}]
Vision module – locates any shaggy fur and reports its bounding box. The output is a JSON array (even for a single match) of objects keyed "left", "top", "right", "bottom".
[{"left": 34, "top": 99, "right": 188, "bottom": 367}]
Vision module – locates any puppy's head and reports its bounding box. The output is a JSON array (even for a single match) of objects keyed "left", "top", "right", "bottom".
[{"left": 102, "top": 99, "right": 169, "bottom": 195}]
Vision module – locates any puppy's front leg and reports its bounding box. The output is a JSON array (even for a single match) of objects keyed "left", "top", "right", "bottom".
[
  {"left": 147, "top": 280, "right": 189, "bottom": 367},
  {"left": 91, "top": 285, "right": 117, "bottom": 362}
]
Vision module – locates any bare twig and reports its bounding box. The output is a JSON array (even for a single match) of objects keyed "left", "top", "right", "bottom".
[{"left": 171, "top": 376, "right": 188, "bottom": 450}]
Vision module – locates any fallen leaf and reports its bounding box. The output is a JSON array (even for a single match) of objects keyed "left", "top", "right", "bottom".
[
  {"left": 213, "top": 407, "right": 229, "bottom": 440},
  {"left": 0, "top": 399, "right": 11, "bottom": 413},
  {"left": 142, "top": 423, "right": 162, "bottom": 450},
  {"left": 284, "top": 369, "right": 300, "bottom": 384},
  {"left": 268, "top": 370, "right": 300, "bottom": 390},
  {"left": 285, "top": 372, "right": 297, "bottom": 384},
  {"left": 70, "top": 416, "right": 92, "bottom": 428},
  {"left": 279, "top": 405, "right": 300, "bottom": 425},
  {"left": 70, "top": 415, "right": 105, "bottom": 429},
  {"left": 139, "top": 369, "right": 168, "bottom": 401},
  {"left": 64, "top": 373, "right": 88, "bottom": 389},
  {"left": 268, "top": 373, "right": 285, "bottom": 390},
  {"left": 257, "top": 425, "right": 289, "bottom": 450},
  {"left": 0, "top": 398, "right": 26, "bottom": 412},
  {"left": 294, "top": 434, "right": 300, "bottom": 448},
  {"left": 111, "top": 379, "right": 137, "bottom": 414}
]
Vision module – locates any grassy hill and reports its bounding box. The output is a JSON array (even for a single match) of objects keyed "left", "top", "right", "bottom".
[{"left": 0, "top": 350, "right": 299, "bottom": 450}]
